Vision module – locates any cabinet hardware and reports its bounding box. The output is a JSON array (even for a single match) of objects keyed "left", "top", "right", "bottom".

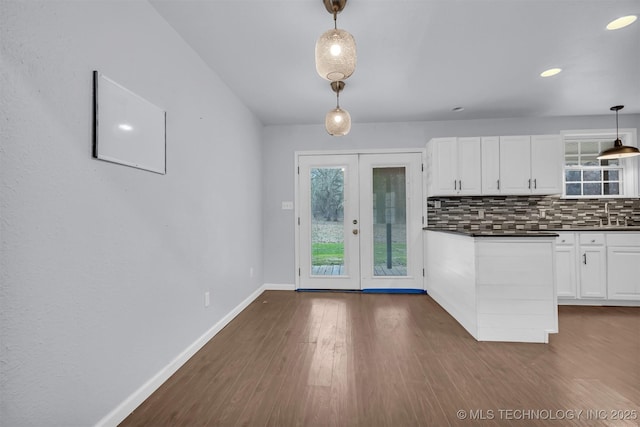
[
  {"left": 534, "top": 178, "right": 537, "bottom": 189},
  {"left": 497, "top": 179, "right": 500, "bottom": 190},
  {"left": 459, "top": 180, "right": 462, "bottom": 190},
  {"left": 528, "top": 179, "right": 531, "bottom": 189},
  {"left": 352, "top": 229, "right": 359, "bottom": 235},
  {"left": 454, "top": 180, "right": 457, "bottom": 190},
  {"left": 583, "top": 253, "right": 587, "bottom": 265}
]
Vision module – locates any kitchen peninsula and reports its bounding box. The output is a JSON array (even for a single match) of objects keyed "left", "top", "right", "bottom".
[{"left": 424, "top": 228, "right": 559, "bottom": 344}]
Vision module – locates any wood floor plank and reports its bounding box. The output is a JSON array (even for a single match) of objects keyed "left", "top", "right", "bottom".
[{"left": 120, "top": 291, "right": 640, "bottom": 427}]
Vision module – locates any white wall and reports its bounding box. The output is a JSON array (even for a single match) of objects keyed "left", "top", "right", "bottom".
[
  {"left": 263, "top": 115, "right": 640, "bottom": 284},
  {"left": 0, "top": 1, "right": 263, "bottom": 426}
]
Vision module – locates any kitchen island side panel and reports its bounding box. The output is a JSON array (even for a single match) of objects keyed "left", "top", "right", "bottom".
[
  {"left": 425, "top": 231, "right": 478, "bottom": 339},
  {"left": 475, "top": 238, "right": 558, "bottom": 343}
]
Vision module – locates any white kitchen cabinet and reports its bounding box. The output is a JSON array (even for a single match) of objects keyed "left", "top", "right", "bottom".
[
  {"left": 481, "top": 136, "right": 500, "bottom": 194},
  {"left": 499, "top": 135, "right": 531, "bottom": 194},
  {"left": 556, "top": 232, "right": 640, "bottom": 304},
  {"left": 427, "top": 137, "right": 481, "bottom": 196},
  {"left": 578, "top": 233, "right": 607, "bottom": 299},
  {"left": 579, "top": 246, "right": 607, "bottom": 298},
  {"left": 607, "top": 234, "right": 640, "bottom": 300},
  {"left": 498, "top": 135, "right": 562, "bottom": 195},
  {"left": 555, "top": 233, "right": 577, "bottom": 298},
  {"left": 530, "top": 135, "right": 563, "bottom": 194}
]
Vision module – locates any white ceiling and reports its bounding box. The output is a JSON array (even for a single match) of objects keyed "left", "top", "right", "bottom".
[{"left": 149, "top": 0, "right": 640, "bottom": 126}]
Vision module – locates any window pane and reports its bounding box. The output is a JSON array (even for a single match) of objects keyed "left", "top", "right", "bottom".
[
  {"left": 566, "top": 183, "right": 581, "bottom": 195},
  {"left": 603, "top": 170, "right": 619, "bottom": 180},
  {"left": 581, "top": 155, "right": 599, "bottom": 166},
  {"left": 604, "top": 183, "right": 620, "bottom": 195},
  {"left": 581, "top": 141, "right": 599, "bottom": 155},
  {"left": 310, "top": 167, "right": 344, "bottom": 275},
  {"left": 601, "top": 158, "right": 620, "bottom": 166},
  {"left": 583, "top": 183, "right": 602, "bottom": 195},
  {"left": 565, "top": 141, "right": 579, "bottom": 155},
  {"left": 565, "top": 170, "right": 581, "bottom": 182},
  {"left": 566, "top": 158, "right": 579, "bottom": 166},
  {"left": 583, "top": 170, "right": 601, "bottom": 181},
  {"left": 372, "top": 167, "right": 407, "bottom": 277}
]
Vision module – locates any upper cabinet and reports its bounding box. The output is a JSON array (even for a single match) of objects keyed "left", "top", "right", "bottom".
[
  {"left": 428, "top": 134, "right": 562, "bottom": 197},
  {"left": 498, "top": 135, "right": 562, "bottom": 195},
  {"left": 427, "top": 137, "right": 482, "bottom": 196}
]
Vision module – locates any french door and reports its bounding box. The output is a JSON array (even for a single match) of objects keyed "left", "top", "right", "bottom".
[{"left": 297, "top": 152, "right": 424, "bottom": 290}]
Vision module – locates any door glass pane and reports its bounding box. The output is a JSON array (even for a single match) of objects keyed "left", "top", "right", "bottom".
[
  {"left": 372, "top": 167, "right": 407, "bottom": 277},
  {"left": 310, "top": 167, "right": 345, "bottom": 276}
]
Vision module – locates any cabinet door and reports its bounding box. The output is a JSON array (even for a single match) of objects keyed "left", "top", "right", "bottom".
[
  {"left": 607, "top": 247, "right": 640, "bottom": 300},
  {"left": 531, "top": 135, "right": 562, "bottom": 194},
  {"left": 579, "top": 246, "right": 607, "bottom": 298},
  {"left": 556, "top": 246, "right": 577, "bottom": 298},
  {"left": 499, "top": 136, "right": 531, "bottom": 194},
  {"left": 481, "top": 137, "right": 501, "bottom": 195},
  {"left": 430, "top": 137, "right": 457, "bottom": 195},
  {"left": 457, "top": 137, "right": 482, "bottom": 195}
]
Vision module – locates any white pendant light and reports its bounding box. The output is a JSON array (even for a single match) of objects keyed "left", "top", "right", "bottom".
[
  {"left": 597, "top": 105, "right": 640, "bottom": 160},
  {"left": 325, "top": 81, "right": 351, "bottom": 136},
  {"left": 315, "top": 0, "right": 356, "bottom": 81}
]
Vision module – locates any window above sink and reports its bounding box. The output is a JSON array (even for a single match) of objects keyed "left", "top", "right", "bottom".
[{"left": 561, "top": 129, "right": 638, "bottom": 198}]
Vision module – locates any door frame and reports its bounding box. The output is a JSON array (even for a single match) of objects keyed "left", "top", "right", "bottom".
[{"left": 294, "top": 148, "right": 427, "bottom": 290}]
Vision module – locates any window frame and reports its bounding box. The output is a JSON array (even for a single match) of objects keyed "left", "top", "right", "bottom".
[{"left": 560, "top": 128, "right": 639, "bottom": 199}]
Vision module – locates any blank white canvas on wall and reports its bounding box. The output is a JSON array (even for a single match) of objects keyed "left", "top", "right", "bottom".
[{"left": 93, "top": 71, "right": 166, "bottom": 174}]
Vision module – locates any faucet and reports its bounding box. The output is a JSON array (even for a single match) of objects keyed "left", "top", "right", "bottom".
[{"left": 605, "top": 202, "right": 611, "bottom": 226}]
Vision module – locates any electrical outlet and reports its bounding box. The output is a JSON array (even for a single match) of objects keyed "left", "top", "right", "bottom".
[
  {"left": 540, "top": 209, "right": 546, "bottom": 219},
  {"left": 434, "top": 200, "right": 441, "bottom": 209},
  {"left": 204, "top": 291, "right": 210, "bottom": 307},
  {"left": 282, "top": 201, "right": 294, "bottom": 210},
  {"left": 478, "top": 209, "right": 485, "bottom": 219}
]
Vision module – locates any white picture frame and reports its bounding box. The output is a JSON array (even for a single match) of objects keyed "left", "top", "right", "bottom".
[{"left": 92, "top": 71, "right": 166, "bottom": 174}]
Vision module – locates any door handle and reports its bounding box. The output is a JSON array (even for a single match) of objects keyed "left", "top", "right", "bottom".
[{"left": 352, "top": 229, "right": 359, "bottom": 235}]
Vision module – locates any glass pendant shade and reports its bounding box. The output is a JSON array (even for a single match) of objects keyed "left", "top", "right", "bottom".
[
  {"left": 315, "top": 29, "right": 357, "bottom": 81},
  {"left": 325, "top": 107, "right": 351, "bottom": 136}
]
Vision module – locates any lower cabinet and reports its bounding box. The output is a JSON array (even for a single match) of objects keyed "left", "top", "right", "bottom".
[
  {"left": 555, "top": 243, "right": 577, "bottom": 298},
  {"left": 555, "top": 232, "right": 640, "bottom": 303},
  {"left": 579, "top": 246, "right": 607, "bottom": 298},
  {"left": 607, "top": 233, "right": 640, "bottom": 300}
]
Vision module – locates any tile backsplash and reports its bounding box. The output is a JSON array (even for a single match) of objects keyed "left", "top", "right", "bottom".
[{"left": 427, "top": 196, "right": 640, "bottom": 230}]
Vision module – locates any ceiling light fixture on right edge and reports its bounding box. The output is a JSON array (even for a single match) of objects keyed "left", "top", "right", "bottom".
[
  {"left": 325, "top": 81, "right": 351, "bottom": 136},
  {"left": 597, "top": 105, "right": 640, "bottom": 160}
]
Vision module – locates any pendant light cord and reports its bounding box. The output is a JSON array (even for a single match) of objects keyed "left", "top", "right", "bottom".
[{"left": 616, "top": 109, "right": 619, "bottom": 140}]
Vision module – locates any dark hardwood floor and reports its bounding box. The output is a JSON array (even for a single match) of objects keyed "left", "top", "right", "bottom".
[{"left": 120, "top": 291, "right": 640, "bottom": 426}]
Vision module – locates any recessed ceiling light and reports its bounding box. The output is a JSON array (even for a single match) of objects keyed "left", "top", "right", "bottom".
[
  {"left": 540, "top": 68, "right": 562, "bottom": 77},
  {"left": 606, "top": 15, "right": 637, "bottom": 30},
  {"left": 452, "top": 106, "right": 464, "bottom": 112},
  {"left": 118, "top": 123, "right": 133, "bottom": 131}
]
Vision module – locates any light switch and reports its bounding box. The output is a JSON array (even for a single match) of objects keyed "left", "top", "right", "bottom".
[{"left": 282, "top": 201, "right": 294, "bottom": 210}]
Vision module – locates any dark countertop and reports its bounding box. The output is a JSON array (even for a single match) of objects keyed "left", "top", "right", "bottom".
[
  {"left": 548, "top": 226, "right": 640, "bottom": 232},
  {"left": 423, "top": 228, "right": 559, "bottom": 237},
  {"left": 424, "top": 226, "right": 640, "bottom": 237}
]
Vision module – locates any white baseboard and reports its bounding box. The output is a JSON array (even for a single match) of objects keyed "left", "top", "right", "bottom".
[
  {"left": 95, "top": 284, "right": 268, "bottom": 427},
  {"left": 263, "top": 283, "right": 295, "bottom": 291}
]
